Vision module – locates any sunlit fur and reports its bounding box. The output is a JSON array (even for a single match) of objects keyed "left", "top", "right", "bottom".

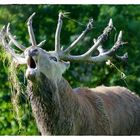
[{"left": 26, "top": 47, "right": 140, "bottom": 135}]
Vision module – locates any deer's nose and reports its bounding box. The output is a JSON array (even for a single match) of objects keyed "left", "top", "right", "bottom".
[{"left": 28, "top": 48, "right": 38, "bottom": 56}]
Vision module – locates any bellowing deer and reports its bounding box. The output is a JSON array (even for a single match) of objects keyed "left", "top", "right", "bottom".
[{"left": 0, "top": 12, "right": 140, "bottom": 135}]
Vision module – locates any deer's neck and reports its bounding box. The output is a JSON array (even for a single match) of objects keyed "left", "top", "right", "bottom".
[{"left": 27, "top": 73, "right": 78, "bottom": 135}]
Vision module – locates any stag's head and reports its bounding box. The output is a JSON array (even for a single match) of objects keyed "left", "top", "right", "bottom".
[
  {"left": 0, "top": 12, "right": 128, "bottom": 83},
  {"left": 24, "top": 46, "right": 70, "bottom": 81}
]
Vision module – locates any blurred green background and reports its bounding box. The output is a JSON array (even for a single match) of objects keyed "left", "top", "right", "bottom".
[{"left": 0, "top": 5, "right": 140, "bottom": 135}]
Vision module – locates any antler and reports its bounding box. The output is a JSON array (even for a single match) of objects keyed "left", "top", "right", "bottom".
[
  {"left": 0, "top": 13, "right": 47, "bottom": 66},
  {"left": 27, "top": 12, "right": 46, "bottom": 47},
  {"left": 55, "top": 12, "right": 63, "bottom": 52},
  {"left": 0, "top": 26, "right": 26, "bottom": 65},
  {"left": 55, "top": 12, "right": 93, "bottom": 53},
  {"left": 0, "top": 12, "right": 128, "bottom": 66},
  {"left": 27, "top": 12, "right": 37, "bottom": 46},
  {"left": 55, "top": 13, "right": 128, "bottom": 63},
  {"left": 6, "top": 23, "right": 26, "bottom": 51}
]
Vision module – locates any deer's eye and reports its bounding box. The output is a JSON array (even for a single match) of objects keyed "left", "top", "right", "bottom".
[{"left": 49, "top": 56, "right": 58, "bottom": 62}]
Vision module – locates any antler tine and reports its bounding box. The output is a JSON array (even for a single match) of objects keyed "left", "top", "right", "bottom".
[
  {"left": 0, "top": 28, "right": 26, "bottom": 65},
  {"left": 94, "top": 31, "right": 128, "bottom": 62},
  {"left": 64, "top": 18, "right": 94, "bottom": 54},
  {"left": 105, "top": 31, "right": 128, "bottom": 56},
  {"left": 27, "top": 12, "right": 37, "bottom": 47},
  {"left": 117, "top": 30, "right": 122, "bottom": 42},
  {"left": 0, "top": 25, "right": 7, "bottom": 42},
  {"left": 93, "top": 38, "right": 104, "bottom": 54},
  {"left": 0, "top": 25, "right": 12, "bottom": 52},
  {"left": 37, "top": 40, "right": 46, "bottom": 47},
  {"left": 59, "top": 19, "right": 127, "bottom": 63},
  {"left": 81, "top": 18, "right": 113, "bottom": 58},
  {"left": 1, "top": 35, "right": 17, "bottom": 56},
  {"left": 6, "top": 23, "right": 26, "bottom": 51},
  {"left": 0, "top": 26, "right": 8, "bottom": 49},
  {"left": 116, "top": 53, "right": 128, "bottom": 62},
  {"left": 0, "top": 25, "right": 6, "bottom": 34},
  {"left": 55, "top": 12, "right": 63, "bottom": 52}
]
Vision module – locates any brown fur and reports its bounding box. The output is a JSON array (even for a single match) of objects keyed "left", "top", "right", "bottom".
[{"left": 27, "top": 73, "right": 140, "bottom": 135}]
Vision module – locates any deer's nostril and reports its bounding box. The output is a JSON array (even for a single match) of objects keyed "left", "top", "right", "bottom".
[
  {"left": 29, "top": 49, "right": 38, "bottom": 56},
  {"left": 32, "top": 49, "right": 38, "bottom": 52}
]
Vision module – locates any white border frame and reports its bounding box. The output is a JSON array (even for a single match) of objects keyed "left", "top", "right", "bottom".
[{"left": 0, "top": 0, "right": 140, "bottom": 4}]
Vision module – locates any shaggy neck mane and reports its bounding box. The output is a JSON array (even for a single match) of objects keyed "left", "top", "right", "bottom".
[
  {"left": 27, "top": 73, "right": 114, "bottom": 135},
  {"left": 27, "top": 73, "right": 79, "bottom": 135}
]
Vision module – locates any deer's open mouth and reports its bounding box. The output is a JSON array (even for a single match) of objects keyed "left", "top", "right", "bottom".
[
  {"left": 27, "top": 56, "right": 36, "bottom": 69},
  {"left": 26, "top": 56, "right": 37, "bottom": 80}
]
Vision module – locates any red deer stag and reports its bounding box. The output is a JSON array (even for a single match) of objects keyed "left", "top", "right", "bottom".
[{"left": 0, "top": 12, "right": 140, "bottom": 135}]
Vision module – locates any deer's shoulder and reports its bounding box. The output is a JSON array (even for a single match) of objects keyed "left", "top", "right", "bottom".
[{"left": 73, "top": 85, "right": 135, "bottom": 97}]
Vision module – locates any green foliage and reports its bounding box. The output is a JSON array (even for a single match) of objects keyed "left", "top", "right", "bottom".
[{"left": 0, "top": 5, "right": 140, "bottom": 135}]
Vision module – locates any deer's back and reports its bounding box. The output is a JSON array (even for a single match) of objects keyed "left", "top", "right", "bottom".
[{"left": 74, "top": 86, "right": 140, "bottom": 135}]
